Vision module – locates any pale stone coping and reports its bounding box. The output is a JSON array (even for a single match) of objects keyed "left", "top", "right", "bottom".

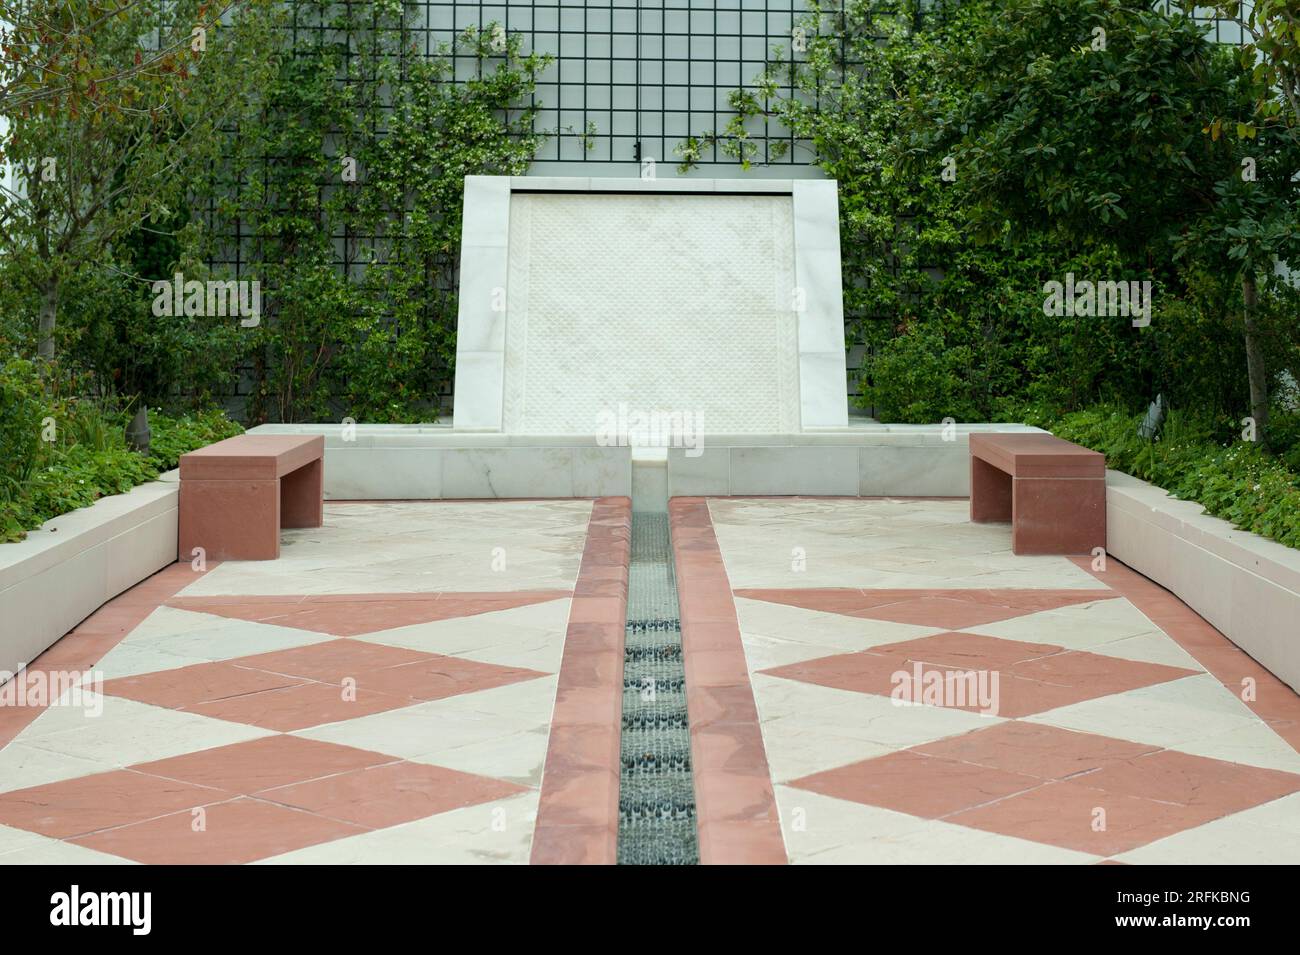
[
  {"left": 0, "top": 472, "right": 181, "bottom": 679},
  {"left": 525, "top": 161, "right": 828, "bottom": 183},
  {"left": 249, "top": 423, "right": 1044, "bottom": 447},
  {"left": 510, "top": 176, "right": 799, "bottom": 193},
  {"left": 247, "top": 423, "right": 631, "bottom": 449},
  {"left": 666, "top": 424, "right": 1045, "bottom": 447},
  {"left": 1106, "top": 469, "right": 1300, "bottom": 601},
  {"left": 0, "top": 471, "right": 178, "bottom": 591},
  {"left": 1105, "top": 468, "right": 1300, "bottom": 692},
  {"left": 661, "top": 426, "right": 1045, "bottom": 498},
  {"left": 323, "top": 445, "right": 633, "bottom": 500}
]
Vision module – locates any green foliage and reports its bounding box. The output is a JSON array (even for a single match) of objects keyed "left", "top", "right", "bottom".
[
  {"left": 0, "top": 0, "right": 280, "bottom": 360},
  {"left": 923, "top": 0, "right": 1299, "bottom": 438},
  {"left": 0, "top": 359, "right": 46, "bottom": 488},
  {"left": 58, "top": 248, "right": 245, "bottom": 409},
  {"left": 1196, "top": 1, "right": 1300, "bottom": 134},
  {"left": 200, "top": 6, "right": 551, "bottom": 423},
  {"left": 687, "top": 0, "right": 1300, "bottom": 432},
  {"left": 144, "top": 408, "right": 245, "bottom": 470},
  {"left": 925, "top": 0, "right": 1251, "bottom": 258},
  {"left": 866, "top": 323, "right": 981, "bottom": 422},
  {"left": 0, "top": 366, "right": 242, "bottom": 543},
  {"left": 1033, "top": 404, "right": 1300, "bottom": 549},
  {"left": 0, "top": 0, "right": 272, "bottom": 118}
]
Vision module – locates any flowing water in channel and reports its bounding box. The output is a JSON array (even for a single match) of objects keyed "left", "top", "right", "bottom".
[{"left": 616, "top": 512, "right": 700, "bottom": 865}]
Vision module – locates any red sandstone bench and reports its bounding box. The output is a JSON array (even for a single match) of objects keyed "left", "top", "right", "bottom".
[
  {"left": 969, "top": 433, "right": 1105, "bottom": 555},
  {"left": 179, "top": 434, "right": 324, "bottom": 561}
]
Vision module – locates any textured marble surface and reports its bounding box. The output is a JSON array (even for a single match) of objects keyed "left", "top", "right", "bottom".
[
  {"left": 503, "top": 191, "right": 801, "bottom": 435},
  {"left": 451, "top": 176, "right": 851, "bottom": 435}
]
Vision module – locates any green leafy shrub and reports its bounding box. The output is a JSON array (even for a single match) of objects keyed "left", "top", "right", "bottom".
[
  {"left": 145, "top": 409, "right": 244, "bottom": 471},
  {"left": 200, "top": 11, "right": 551, "bottom": 424},
  {"left": 1037, "top": 405, "right": 1300, "bottom": 549},
  {"left": 0, "top": 402, "right": 242, "bottom": 544},
  {"left": 0, "top": 359, "right": 46, "bottom": 488},
  {"left": 865, "top": 322, "right": 981, "bottom": 422}
]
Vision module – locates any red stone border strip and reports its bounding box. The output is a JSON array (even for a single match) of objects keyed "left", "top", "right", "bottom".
[
  {"left": 0, "top": 560, "right": 218, "bottom": 749},
  {"left": 670, "top": 498, "right": 788, "bottom": 865},
  {"left": 531, "top": 497, "right": 631, "bottom": 864},
  {"left": 1073, "top": 556, "right": 1300, "bottom": 755}
]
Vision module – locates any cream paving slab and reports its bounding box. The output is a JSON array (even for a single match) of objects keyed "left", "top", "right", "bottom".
[
  {"left": 88, "top": 642, "right": 211, "bottom": 681},
  {"left": 178, "top": 500, "right": 592, "bottom": 597},
  {"left": 405, "top": 727, "right": 550, "bottom": 789},
  {"left": 0, "top": 742, "right": 114, "bottom": 793},
  {"left": 1169, "top": 721, "right": 1300, "bottom": 774},
  {"left": 708, "top": 498, "right": 1102, "bottom": 590},
  {"left": 736, "top": 597, "right": 939, "bottom": 649},
  {"left": 120, "top": 608, "right": 331, "bottom": 662},
  {"left": 752, "top": 674, "right": 1002, "bottom": 750},
  {"left": 14, "top": 693, "right": 274, "bottom": 767},
  {"left": 1026, "top": 674, "right": 1265, "bottom": 755},
  {"left": 0, "top": 823, "right": 46, "bottom": 854},
  {"left": 294, "top": 704, "right": 543, "bottom": 764},
  {"left": 749, "top": 672, "right": 864, "bottom": 722},
  {"left": 720, "top": 559, "right": 1102, "bottom": 592},
  {"left": 0, "top": 831, "right": 137, "bottom": 864},
  {"left": 295, "top": 677, "right": 557, "bottom": 781},
  {"left": 1114, "top": 810, "right": 1300, "bottom": 865},
  {"left": 761, "top": 724, "right": 895, "bottom": 783},
  {"left": 434, "top": 675, "right": 560, "bottom": 725},
  {"left": 958, "top": 598, "right": 1159, "bottom": 649},
  {"left": 737, "top": 600, "right": 942, "bottom": 672},
  {"left": 740, "top": 633, "right": 883, "bottom": 673},
  {"left": 774, "top": 786, "right": 1098, "bottom": 865},
  {"left": 955, "top": 601, "right": 1207, "bottom": 670},
  {"left": 354, "top": 598, "right": 570, "bottom": 672},
  {"left": 124, "top": 606, "right": 251, "bottom": 643},
  {"left": 1084, "top": 630, "right": 1205, "bottom": 670},
  {"left": 1214, "top": 791, "right": 1300, "bottom": 834},
  {"left": 254, "top": 790, "right": 538, "bottom": 865}
]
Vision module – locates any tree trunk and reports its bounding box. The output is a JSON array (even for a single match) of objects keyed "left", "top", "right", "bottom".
[
  {"left": 1242, "top": 272, "right": 1269, "bottom": 448},
  {"left": 126, "top": 405, "right": 151, "bottom": 455},
  {"left": 37, "top": 279, "right": 58, "bottom": 361}
]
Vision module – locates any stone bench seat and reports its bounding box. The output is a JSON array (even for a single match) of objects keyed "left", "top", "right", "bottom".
[
  {"left": 179, "top": 434, "right": 324, "bottom": 561},
  {"left": 969, "top": 433, "right": 1105, "bottom": 555}
]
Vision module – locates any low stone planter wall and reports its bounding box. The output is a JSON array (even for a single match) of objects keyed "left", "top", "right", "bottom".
[
  {"left": 246, "top": 424, "right": 632, "bottom": 499},
  {"left": 1105, "top": 469, "right": 1300, "bottom": 693},
  {"left": 0, "top": 472, "right": 180, "bottom": 680},
  {"left": 666, "top": 424, "right": 1047, "bottom": 497}
]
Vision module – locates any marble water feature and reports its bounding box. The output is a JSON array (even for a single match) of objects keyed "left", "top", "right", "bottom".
[
  {"left": 450, "top": 176, "right": 850, "bottom": 510},
  {"left": 447, "top": 176, "right": 850, "bottom": 862}
]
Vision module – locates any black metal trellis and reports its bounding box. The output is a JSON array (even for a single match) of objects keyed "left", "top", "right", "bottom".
[
  {"left": 427, "top": 0, "right": 818, "bottom": 167},
  {"left": 197, "top": 0, "right": 1249, "bottom": 412}
]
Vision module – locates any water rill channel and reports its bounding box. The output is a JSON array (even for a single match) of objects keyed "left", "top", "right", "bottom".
[{"left": 617, "top": 511, "right": 699, "bottom": 865}]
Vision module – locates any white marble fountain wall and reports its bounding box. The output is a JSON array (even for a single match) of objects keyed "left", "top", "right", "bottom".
[{"left": 452, "top": 177, "right": 849, "bottom": 434}]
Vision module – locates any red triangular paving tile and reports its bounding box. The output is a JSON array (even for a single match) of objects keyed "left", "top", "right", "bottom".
[
  {"left": 733, "top": 588, "right": 1116, "bottom": 630},
  {"left": 166, "top": 590, "right": 570, "bottom": 637},
  {"left": 97, "top": 639, "right": 550, "bottom": 731},
  {"left": 759, "top": 630, "right": 1197, "bottom": 719}
]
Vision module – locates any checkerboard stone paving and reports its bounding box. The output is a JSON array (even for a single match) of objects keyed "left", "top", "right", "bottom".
[
  {"left": 705, "top": 498, "right": 1300, "bottom": 864},
  {"left": 0, "top": 501, "right": 594, "bottom": 864},
  {"left": 7, "top": 494, "right": 1300, "bottom": 865}
]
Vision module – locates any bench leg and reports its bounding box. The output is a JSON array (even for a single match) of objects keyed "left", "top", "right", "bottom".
[
  {"left": 179, "top": 479, "right": 281, "bottom": 561},
  {"left": 970, "top": 456, "right": 1012, "bottom": 523},
  {"left": 281, "top": 458, "right": 324, "bottom": 529},
  {"left": 1011, "top": 477, "right": 1106, "bottom": 555}
]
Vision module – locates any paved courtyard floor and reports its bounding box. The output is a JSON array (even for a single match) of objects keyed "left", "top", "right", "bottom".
[{"left": 1, "top": 496, "right": 1298, "bottom": 864}]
